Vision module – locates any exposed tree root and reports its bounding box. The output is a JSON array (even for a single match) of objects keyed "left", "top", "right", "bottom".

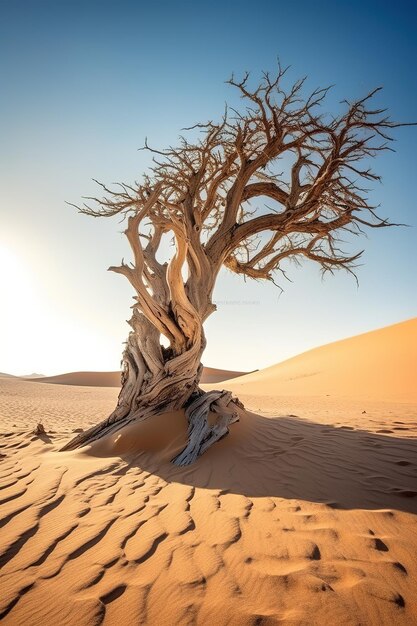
[{"left": 172, "top": 389, "right": 243, "bottom": 466}]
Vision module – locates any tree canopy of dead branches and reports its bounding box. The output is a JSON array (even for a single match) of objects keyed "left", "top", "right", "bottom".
[{"left": 62, "top": 64, "right": 414, "bottom": 462}]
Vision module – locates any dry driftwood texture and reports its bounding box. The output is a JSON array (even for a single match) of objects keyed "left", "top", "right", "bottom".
[{"left": 62, "top": 64, "right": 411, "bottom": 463}]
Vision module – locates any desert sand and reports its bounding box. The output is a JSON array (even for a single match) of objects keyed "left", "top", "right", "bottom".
[{"left": 1, "top": 319, "right": 417, "bottom": 625}]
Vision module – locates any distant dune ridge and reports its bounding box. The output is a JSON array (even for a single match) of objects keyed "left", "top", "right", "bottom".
[
  {"left": 222, "top": 318, "right": 417, "bottom": 402},
  {"left": 27, "top": 366, "right": 250, "bottom": 387},
  {"left": 1, "top": 318, "right": 417, "bottom": 624}
]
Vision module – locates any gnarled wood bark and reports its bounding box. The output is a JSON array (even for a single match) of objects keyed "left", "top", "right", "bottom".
[
  {"left": 61, "top": 310, "right": 207, "bottom": 451},
  {"left": 172, "top": 390, "right": 243, "bottom": 466}
]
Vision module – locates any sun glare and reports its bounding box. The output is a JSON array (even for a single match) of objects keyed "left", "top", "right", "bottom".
[
  {"left": 0, "top": 243, "right": 120, "bottom": 375},
  {"left": 0, "top": 245, "right": 31, "bottom": 299}
]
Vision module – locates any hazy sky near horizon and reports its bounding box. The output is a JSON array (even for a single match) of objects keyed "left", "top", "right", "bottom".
[{"left": 1, "top": 0, "right": 416, "bottom": 376}]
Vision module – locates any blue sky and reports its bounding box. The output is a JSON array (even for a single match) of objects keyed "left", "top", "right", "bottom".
[{"left": 0, "top": 0, "right": 416, "bottom": 375}]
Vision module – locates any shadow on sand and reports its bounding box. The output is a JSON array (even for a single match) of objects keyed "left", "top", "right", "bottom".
[{"left": 92, "top": 411, "right": 417, "bottom": 514}]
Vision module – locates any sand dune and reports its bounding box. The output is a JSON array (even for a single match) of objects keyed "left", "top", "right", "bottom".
[
  {"left": 28, "top": 366, "right": 249, "bottom": 388},
  {"left": 221, "top": 318, "right": 417, "bottom": 402},
  {"left": 29, "top": 370, "right": 123, "bottom": 387},
  {"left": 1, "top": 319, "right": 417, "bottom": 625}
]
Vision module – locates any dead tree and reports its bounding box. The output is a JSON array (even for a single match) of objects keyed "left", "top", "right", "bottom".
[{"left": 61, "top": 64, "right": 412, "bottom": 463}]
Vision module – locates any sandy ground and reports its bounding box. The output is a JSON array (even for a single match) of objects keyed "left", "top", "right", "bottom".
[{"left": 1, "top": 319, "right": 417, "bottom": 625}]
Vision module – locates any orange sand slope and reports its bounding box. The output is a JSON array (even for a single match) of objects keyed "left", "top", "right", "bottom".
[
  {"left": 28, "top": 366, "right": 249, "bottom": 387},
  {"left": 222, "top": 318, "right": 417, "bottom": 402}
]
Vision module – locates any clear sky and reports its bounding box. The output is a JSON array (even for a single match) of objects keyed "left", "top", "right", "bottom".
[{"left": 1, "top": 0, "right": 416, "bottom": 376}]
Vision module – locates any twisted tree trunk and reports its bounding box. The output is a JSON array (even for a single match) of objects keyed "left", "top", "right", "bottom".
[{"left": 61, "top": 309, "right": 243, "bottom": 464}]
